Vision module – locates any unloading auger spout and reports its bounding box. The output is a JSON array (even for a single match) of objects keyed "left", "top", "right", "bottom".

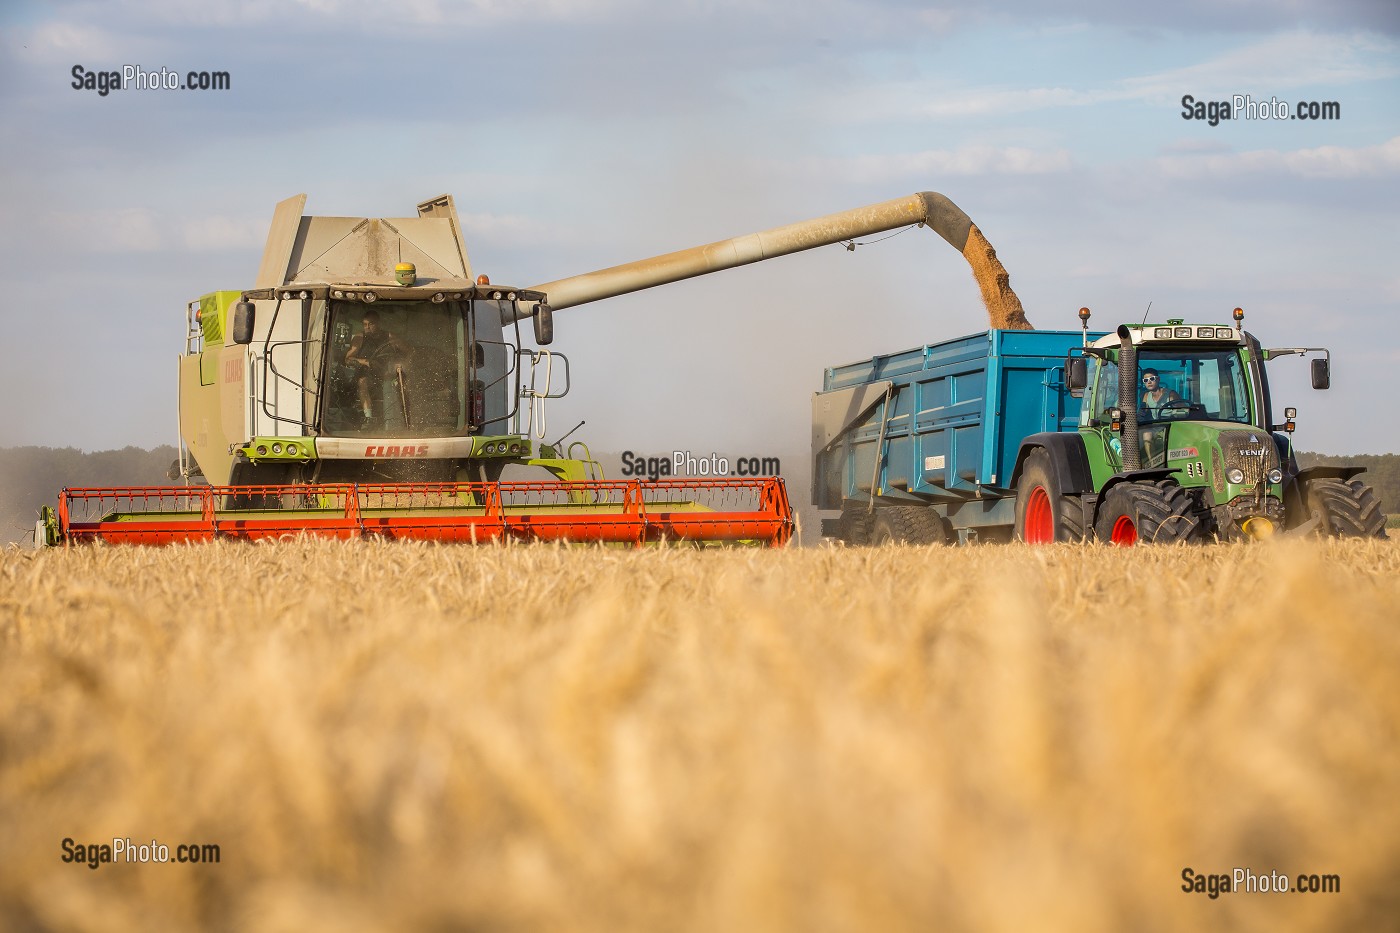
[{"left": 518, "top": 191, "right": 1032, "bottom": 329}]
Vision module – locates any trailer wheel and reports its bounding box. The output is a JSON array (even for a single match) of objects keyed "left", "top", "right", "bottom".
[
  {"left": 1094, "top": 481, "right": 1200, "bottom": 546},
  {"left": 1302, "top": 478, "right": 1387, "bottom": 538},
  {"left": 838, "top": 507, "right": 875, "bottom": 545},
  {"left": 871, "top": 507, "right": 947, "bottom": 545},
  {"left": 1014, "top": 449, "right": 1084, "bottom": 543}
]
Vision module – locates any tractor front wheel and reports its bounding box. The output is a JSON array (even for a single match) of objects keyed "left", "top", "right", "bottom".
[
  {"left": 1302, "top": 478, "right": 1387, "bottom": 538},
  {"left": 1094, "top": 481, "right": 1200, "bottom": 546}
]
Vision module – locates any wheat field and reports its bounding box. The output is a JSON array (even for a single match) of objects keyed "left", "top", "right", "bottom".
[{"left": 2, "top": 537, "right": 1398, "bottom": 932}]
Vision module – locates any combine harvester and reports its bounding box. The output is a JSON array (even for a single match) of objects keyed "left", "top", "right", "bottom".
[{"left": 40, "top": 191, "right": 1018, "bottom": 546}]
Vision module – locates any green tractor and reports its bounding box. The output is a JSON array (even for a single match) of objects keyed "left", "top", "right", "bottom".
[{"left": 1022, "top": 309, "right": 1386, "bottom": 543}]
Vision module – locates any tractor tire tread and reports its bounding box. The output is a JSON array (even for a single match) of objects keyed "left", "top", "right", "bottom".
[
  {"left": 1095, "top": 480, "right": 1201, "bottom": 544},
  {"left": 1307, "top": 479, "right": 1387, "bottom": 538}
]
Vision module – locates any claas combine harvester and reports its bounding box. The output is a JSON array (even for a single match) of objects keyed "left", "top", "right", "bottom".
[{"left": 40, "top": 190, "right": 1011, "bottom": 546}]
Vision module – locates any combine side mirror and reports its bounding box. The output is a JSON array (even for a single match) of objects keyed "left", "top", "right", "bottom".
[
  {"left": 1310, "top": 358, "right": 1330, "bottom": 390},
  {"left": 1066, "top": 356, "right": 1087, "bottom": 396},
  {"left": 533, "top": 302, "right": 554, "bottom": 346},
  {"left": 231, "top": 301, "right": 256, "bottom": 345}
]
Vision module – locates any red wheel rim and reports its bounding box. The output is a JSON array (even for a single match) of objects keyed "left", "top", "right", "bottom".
[
  {"left": 1024, "top": 486, "right": 1053, "bottom": 543},
  {"left": 1110, "top": 515, "right": 1138, "bottom": 545}
]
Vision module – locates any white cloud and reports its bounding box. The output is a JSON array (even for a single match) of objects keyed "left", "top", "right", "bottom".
[
  {"left": 1122, "top": 30, "right": 1398, "bottom": 102},
  {"left": 827, "top": 30, "right": 1398, "bottom": 123},
  {"left": 45, "top": 208, "right": 164, "bottom": 253},
  {"left": 791, "top": 145, "right": 1074, "bottom": 182},
  {"left": 180, "top": 215, "right": 266, "bottom": 252},
  {"left": 1155, "top": 135, "right": 1400, "bottom": 179},
  {"left": 459, "top": 211, "right": 569, "bottom": 248}
]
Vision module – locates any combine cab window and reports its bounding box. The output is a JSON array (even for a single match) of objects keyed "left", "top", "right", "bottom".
[
  {"left": 1137, "top": 349, "right": 1251, "bottom": 425},
  {"left": 323, "top": 301, "right": 472, "bottom": 438}
]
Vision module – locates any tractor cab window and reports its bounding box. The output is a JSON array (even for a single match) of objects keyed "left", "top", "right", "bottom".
[
  {"left": 324, "top": 300, "right": 472, "bottom": 438},
  {"left": 1083, "top": 355, "right": 1119, "bottom": 426},
  {"left": 1136, "top": 349, "right": 1251, "bottom": 425}
]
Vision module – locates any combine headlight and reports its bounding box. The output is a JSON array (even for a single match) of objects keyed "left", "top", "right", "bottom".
[
  {"left": 1226, "top": 468, "right": 1246, "bottom": 484},
  {"left": 1267, "top": 468, "right": 1283, "bottom": 484}
]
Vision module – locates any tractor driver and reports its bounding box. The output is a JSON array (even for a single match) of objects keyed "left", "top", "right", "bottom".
[
  {"left": 344, "top": 309, "right": 406, "bottom": 421},
  {"left": 1140, "top": 368, "right": 1181, "bottom": 416}
]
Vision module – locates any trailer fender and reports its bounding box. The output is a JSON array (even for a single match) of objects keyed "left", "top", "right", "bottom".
[{"left": 1011, "top": 433, "right": 1094, "bottom": 495}]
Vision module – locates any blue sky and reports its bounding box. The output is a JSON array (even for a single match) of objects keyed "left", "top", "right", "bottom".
[{"left": 1, "top": 0, "right": 1397, "bottom": 457}]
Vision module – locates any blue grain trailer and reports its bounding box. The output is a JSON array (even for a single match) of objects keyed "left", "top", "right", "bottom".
[{"left": 812, "top": 328, "right": 1104, "bottom": 544}]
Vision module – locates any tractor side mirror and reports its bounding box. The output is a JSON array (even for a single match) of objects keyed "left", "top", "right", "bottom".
[
  {"left": 1310, "top": 357, "right": 1330, "bottom": 390},
  {"left": 1066, "top": 355, "right": 1087, "bottom": 396},
  {"left": 231, "top": 301, "right": 256, "bottom": 345},
  {"left": 533, "top": 302, "right": 554, "bottom": 346}
]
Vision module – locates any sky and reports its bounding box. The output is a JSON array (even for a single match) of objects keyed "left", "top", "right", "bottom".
[{"left": 1, "top": 0, "right": 1397, "bottom": 463}]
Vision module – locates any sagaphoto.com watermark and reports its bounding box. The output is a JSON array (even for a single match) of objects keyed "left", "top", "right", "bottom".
[
  {"left": 61, "top": 836, "right": 221, "bottom": 870},
  {"left": 1180, "top": 94, "right": 1340, "bottom": 126},
  {"left": 72, "top": 64, "right": 231, "bottom": 97}
]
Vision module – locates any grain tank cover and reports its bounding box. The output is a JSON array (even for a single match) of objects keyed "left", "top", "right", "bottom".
[{"left": 255, "top": 193, "right": 473, "bottom": 289}]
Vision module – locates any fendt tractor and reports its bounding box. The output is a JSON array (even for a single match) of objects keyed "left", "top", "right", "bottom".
[
  {"left": 42, "top": 190, "right": 1019, "bottom": 546},
  {"left": 813, "top": 308, "right": 1387, "bottom": 544}
]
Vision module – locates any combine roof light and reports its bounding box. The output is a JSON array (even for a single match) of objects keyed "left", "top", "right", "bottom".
[
  {"left": 492, "top": 291, "right": 503, "bottom": 300},
  {"left": 1154, "top": 327, "right": 1172, "bottom": 339},
  {"left": 1174, "top": 327, "right": 1192, "bottom": 338},
  {"left": 431, "top": 292, "right": 446, "bottom": 303},
  {"left": 362, "top": 291, "right": 378, "bottom": 303},
  {"left": 299, "top": 291, "right": 310, "bottom": 300},
  {"left": 286, "top": 443, "right": 299, "bottom": 456},
  {"left": 256, "top": 445, "right": 268, "bottom": 457},
  {"left": 333, "top": 290, "right": 344, "bottom": 298},
  {"left": 507, "top": 292, "right": 517, "bottom": 301},
  {"left": 271, "top": 443, "right": 283, "bottom": 455}
]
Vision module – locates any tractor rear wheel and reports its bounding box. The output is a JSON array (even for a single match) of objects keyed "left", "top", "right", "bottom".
[
  {"left": 1014, "top": 449, "right": 1085, "bottom": 543},
  {"left": 1303, "top": 478, "right": 1387, "bottom": 538},
  {"left": 1094, "top": 481, "right": 1200, "bottom": 546},
  {"left": 871, "top": 507, "right": 947, "bottom": 545}
]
